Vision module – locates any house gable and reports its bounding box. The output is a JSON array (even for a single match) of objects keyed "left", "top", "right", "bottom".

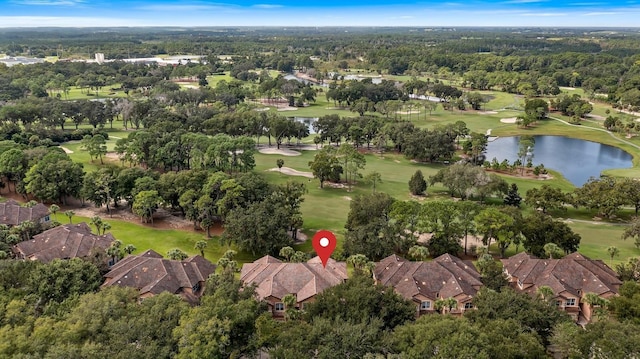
[
  {"left": 374, "top": 254, "right": 483, "bottom": 315},
  {"left": 13, "top": 222, "right": 114, "bottom": 262},
  {"left": 102, "top": 251, "right": 216, "bottom": 304},
  {"left": 240, "top": 256, "right": 347, "bottom": 314}
]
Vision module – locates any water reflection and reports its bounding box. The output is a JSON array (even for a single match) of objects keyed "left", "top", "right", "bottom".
[{"left": 484, "top": 135, "right": 633, "bottom": 186}]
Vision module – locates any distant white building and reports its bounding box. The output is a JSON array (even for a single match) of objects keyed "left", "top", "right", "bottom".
[{"left": 95, "top": 53, "right": 105, "bottom": 64}]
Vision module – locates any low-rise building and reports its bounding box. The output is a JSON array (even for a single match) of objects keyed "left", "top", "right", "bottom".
[
  {"left": 0, "top": 200, "right": 50, "bottom": 226},
  {"left": 13, "top": 222, "right": 114, "bottom": 262},
  {"left": 102, "top": 250, "right": 216, "bottom": 304},
  {"left": 374, "top": 254, "right": 483, "bottom": 316},
  {"left": 501, "top": 252, "right": 622, "bottom": 323},
  {"left": 240, "top": 256, "right": 347, "bottom": 318}
]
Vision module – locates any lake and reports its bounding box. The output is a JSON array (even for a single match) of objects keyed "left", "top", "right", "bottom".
[
  {"left": 290, "top": 117, "right": 318, "bottom": 134},
  {"left": 484, "top": 135, "right": 633, "bottom": 186}
]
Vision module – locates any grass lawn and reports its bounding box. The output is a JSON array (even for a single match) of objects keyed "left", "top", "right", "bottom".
[
  {"left": 72, "top": 215, "right": 260, "bottom": 264},
  {"left": 64, "top": 85, "right": 128, "bottom": 101},
  {"left": 206, "top": 72, "right": 233, "bottom": 87},
  {"left": 566, "top": 221, "right": 639, "bottom": 266},
  {"left": 495, "top": 220, "right": 638, "bottom": 266}
]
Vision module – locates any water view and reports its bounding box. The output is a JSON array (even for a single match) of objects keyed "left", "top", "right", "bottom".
[
  {"left": 290, "top": 117, "right": 318, "bottom": 134},
  {"left": 484, "top": 135, "right": 633, "bottom": 186}
]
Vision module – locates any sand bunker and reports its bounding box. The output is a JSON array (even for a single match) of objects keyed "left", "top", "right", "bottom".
[
  {"left": 500, "top": 117, "right": 518, "bottom": 123},
  {"left": 478, "top": 111, "right": 498, "bottom": 115},
  {"left": 266, "top": 167, "right": 314, "bottom": 178},
  {"left": 259, "top": 148, "right": 301, "bottom": 156},
  {"left": 60, "top": 146, "right": 74, "bottom": 154}
]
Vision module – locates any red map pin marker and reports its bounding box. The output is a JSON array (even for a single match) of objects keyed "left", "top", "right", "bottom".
[{"left": 312, "top": 230, "right": 337, "bottom": 268}]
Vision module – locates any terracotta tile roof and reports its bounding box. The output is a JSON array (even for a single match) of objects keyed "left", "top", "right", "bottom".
[
  {"left": 102, "top": 250, "right": 217, "bottom": 301},
  {"left": 374, "top": 254, "right": 483, "bottom": 302},
  {"left": 0, "top": 200, "right": 49, "bottom": 226},
  {"left": 501, "top": 252, "right": 622, "bottom": 298},
  {"left": 14, "top": 222, "right": 114, "bottom": 262},
  {"left": 240, "top": 256, "right": 348, "bottom": 302}
]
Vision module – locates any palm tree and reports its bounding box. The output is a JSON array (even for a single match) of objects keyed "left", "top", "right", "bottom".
[
  {"left": 435, "top": 297, "right": 458, "bottom": 314},
  {"left": 536, "top": 285, "right": 554, "bottom": 303},
  {"left": 167, "top": 248, "right": 188, "bottom": 261},
  {"left": 364, "top": 171, "right": 382, "bottom": 193},
  {"left": 544, "top": 243, "right": 563, "bottom": 259},
  {"left": 444, "top": 297, "right": 458, "bottom": 313},
  {"left": 90, "top": 216, "right": 103, "bottom": 234},
  {"left": 194, "top": 240, "right": 207, "bottom": 257},
  {"left": 347, "top": 254, "right": 369, "bottom": 273},
  {"left": 364, "top": 261, "right": 376, "bottom": 277},
  {"left": 15, "top": 221, "right": 35, "bottom": 242},
  {"left": 25, "top": 200, "right": 38, "bottom": 208},
  {"left": 222, "top": 249, "right": 237, "bottom": 260},
  {"left": 6, "top": 234, "right": 20, "bottom": 245},
  {"left": 607, "top": 246, "right": 620, "bottom": 266},
  {"left": 217, "top": 257, "right": 238, "bottom": 273},
  {"left": 100, "top": 222, "right": 111, "bottom": 235},
  {"left": 408, "top": 245, "right": 430, "bottom": 261},
  {"left": 282, "top": 293, "right": 299, "bottom": 321},
  {"left": 64, "top": 210, "right": 75, "bottom": 224},
  {"left": 49, "top": 204, "right": 60, "bottom": 221},
  {"left": 123, "top": 244, "right": 136, "bottom": 255},
  {"left": 583, "top": 292, "right": 608, "bottom": 321},
  {"left": 279, "top": 246, "right": 295, "bottom": 262},
  {"left": 106, "top": 240, "right": 123, "bottom": 265}
]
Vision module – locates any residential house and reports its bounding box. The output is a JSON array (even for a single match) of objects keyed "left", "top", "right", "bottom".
[
  {"left": 373, "top": 254, "right": 483, "bottom": 316},
  {"left": 0, "top": 199, "right": 50, "bottom": 226},
  {"left": 501, "top": 252, "right": 622, "bottom": 323},
  {"left": 13, "top": 222, "right": 114, "bottom": 262},
  {"left": 102, "top": 249, "right": 216, "bottom": 304},
  {"left": 240, "top": 256, "right": 348, "bottom": 318}
]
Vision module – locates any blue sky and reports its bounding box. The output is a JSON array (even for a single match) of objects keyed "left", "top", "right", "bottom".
[{"left": 0, "top": 0, "right": 639, "bottom": 27}]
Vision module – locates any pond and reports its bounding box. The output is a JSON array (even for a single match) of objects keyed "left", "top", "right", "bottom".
[
  {"left": 484, "top": 135, "right": 633, "bottom": 186},
  {"left": 289, "top": 117, "right": 318, "bottom": 134}
]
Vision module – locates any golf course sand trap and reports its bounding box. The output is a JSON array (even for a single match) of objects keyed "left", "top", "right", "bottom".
[
  {"left": 478, "top": 111, "right": 498, "bottom": 115},
  {"left": 267, "top": 167, "right": 314, "bottom": 178},
  {"left": 259, "top": 148, "right": 301, "bottom": 156},
  {"left": 500, "top": 117, "right": 518, "bottom": 123},
  {"left": 60, "top": 146, "right": 74, "bottom": 154}
]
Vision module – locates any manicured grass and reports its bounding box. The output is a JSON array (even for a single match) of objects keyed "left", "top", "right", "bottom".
[
  {"left": 206, "top": 72, "right": 233, "bottom": 87},
  {"left": 64, "top": 85, "right": 128, "bottom": 100},
  {"left": 72, "top": 215, "right": 260, "bottom": 264},
  {"left": 566, "top": 221, "right": 639, "bottom": 266}
]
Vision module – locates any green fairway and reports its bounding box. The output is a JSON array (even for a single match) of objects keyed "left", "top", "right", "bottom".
[
  {"left": 50, "top": 72, "right": 640, "bottom": 267},
  {"left": 72, "top": 215, "right": 260, "bottom": 264},
  {"left": 566, "top": 221, "right": 639, "bottom": 266},
  {"left": 64, "top": 85, "right": 128, "bottom": 100}
]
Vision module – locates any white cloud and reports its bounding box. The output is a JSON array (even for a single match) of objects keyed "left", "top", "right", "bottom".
[
  {"left": 582, "top": 11, "right": 619, "bottom": 15},
  {"left": 519, "top": 12, "right": 567, "bottom": 16},
  {"left": 12, "top": 0, "right": 84, "bottom": 5},
  {"left": 252, "top": 4, "right": 283, "bottom": 8}
]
